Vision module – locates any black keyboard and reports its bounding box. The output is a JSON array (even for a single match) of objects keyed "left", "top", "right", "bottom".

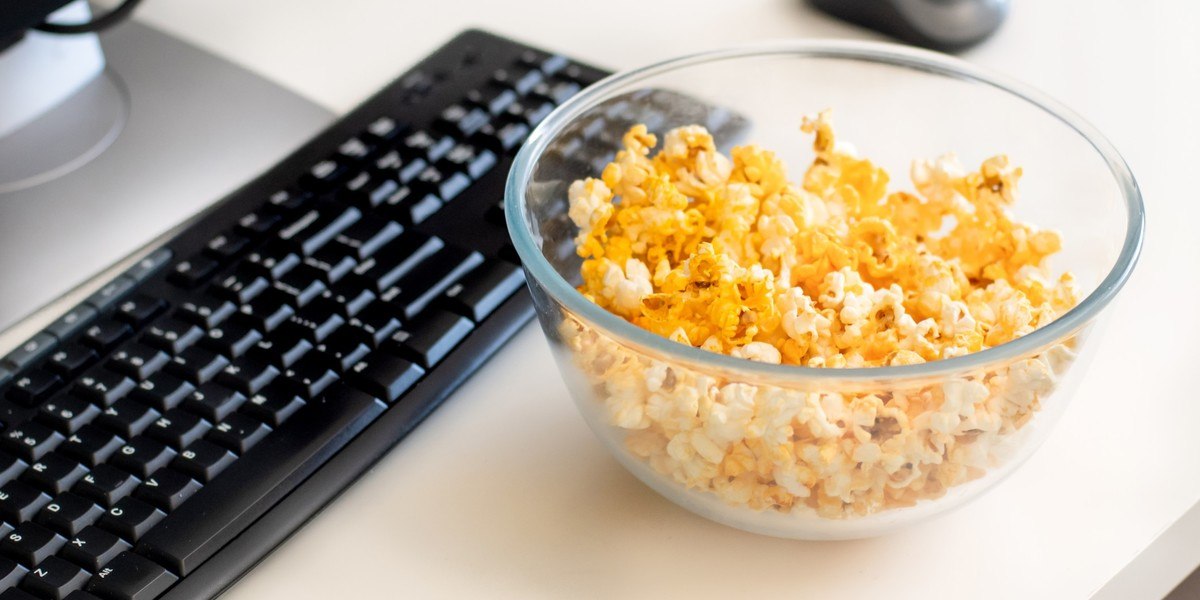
[{"left": 0, "top": 30, "right": 607, "bottom": 599}]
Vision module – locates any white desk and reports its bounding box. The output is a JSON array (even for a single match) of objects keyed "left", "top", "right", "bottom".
[{"left": 129, "top": 1, "right": 1200, "bottom": 597}]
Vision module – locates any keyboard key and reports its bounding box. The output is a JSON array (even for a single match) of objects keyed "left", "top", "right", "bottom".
[
  {"left": 61, "top": 527, "right": 128, "bottom": 574},
  {"left": 348, "top": 354, "right": 424, "bottom": 402},
  {"left": 121, "top": 248, "right": 173, "bottom": 283},
  {"left": 95, "top": 400, "right": 159, "bottom": 439},
  {"left": 180, "top": 384, "right": 245, "bottom": 423},
  {"left": 216, "top": 356, "right": 279, "bottom": 395},
  {"left": 304, "top": 159, "right": 348, "bottom": 190},
  {"left": 176, "top": 296, "right": 235, "bottom": 329},
  {"left": 112, "top": 295, "right": 165, "bottom": 328},
  {"left": 141, "top": 317, "right": 202, "bottom": 356},
  {"left": 1, "top": 523, "right": 65, "bottom": 567},
  {"left": 73, "top": 370, "right": 135, "bottom": 407},
  {"left": 0, "top": 481, "right": 51, "bottom": 523},
  {"left": 206, "top": 414, "right": 270, "bottom": 455},
  {"left": 9, "top": 370, "right": 64, "bottom": 406},
  {"left": 211, "top": 271, "right": 269, "bottom": 305},
  {"left": 45, "top": 306, "right": 99, "bottom": 342},
  {"left": 482, "top": 121, "right": 529, "bottom": 152},
  {"left": 131, "top": 373, "right": 194, "bottom": 412},
  {"left": 531, "top": 78, "right": 581, "bottom": 105},
  {"left": 441, "top": 144, "right": 497, "bottom": 180},
  {"left": 37, "top": 396, "right": 100, "bottom": 435},
  {"left": 97, "top": 497, "right": 164, "bottom": 542},
  {"left": 80, "top": 320, "right": 132, "bottom": 354},
  {"left": 4, "top": 334, "right": 57, "bottom": 372},
  {"left": 168, "top": 256, "right": 218, "bottom": 289},
  {"left": 243, "top": 241, "right": 301, "bottom": 281},
  {"left": 109, "top": 437, "right": 175, "bottom": 479},
  {"left": 251, "top": 334, "right": 312, "bottom": 369},
  {"left": 0, "top": 454, "right": 25, "bottom": 486},
  {"left": 442, "top": 260, "right": 525, "bottom": 321},
  {"left": 86, "top": 552, "right": 176, "bottom": 600},
  {"left": 387, "top": 310, "right": 474, "bottom": 369},
  {"left": 72, "top": 466, "right": 138, "bottom": 508},
  {"left": 353, "top": 233, "right": 445, "bottom": 293},
  {"left": 46, "top": 345, "right": 98, "bottom": 379},
  {"left": 22, "top": 454, "right": 88, "bottom": 495},
  {"left": 83, "top": 278, "right": 135, "bottom": 313},
  {"left": 35, "top": 493, "right": 103, "bottom": 537},
  {"left": 236, "top": 210, "right": 282, "bottom": 238},
  {"left": 145, "top": 410, "right": 209, "bottom": 450},
  {"left": 281, "top": 355, "right": 338, "bottom": 400},
  {"left": 437, "top": 103, "right": 490, "bottom": 137},
  {"left": 466, "top": 85, "right": 518, "bottom": 115},
  {"left": 20, "top": 555, "right": 89, "bottom": 600},
  {"left": 319, "top": 284, "right": 375, "bottom": 318},
  {"left": 303, "top": 248, "right": 357, "bottom": 284},
  {"left": 199, "top": 318, "right": 261, "bottom": 358},
  {"left": 241, "top": 385, "right": 305, "bottom": 427},
  {"left": 0, "top": 558, "right": 26, "bottom": 591},
  {"left": 401, "top": 130, "right": 454, "bottom": 162},
  {"left": 59, "top": 427, "right": 123, "bottom": 469},
  {"left": 171, "top": 440, "right": 235, "bottom": 483},
  {"left": 315, "top": 330, "right": 370, "bottom": 372},
  {"left": 271, "top": 266, "right": 327, "bottom": 307},
  {"left": 365, "top": 115, "right": 403, "bottom": 141},
  {"left": 107, "top": 344, "right": 169, "bottom": 381},
  {"left": 344, "top": 302, "right": 401, "bottom": 348},
  {"left": 334, "top": 217, "right": 402, "bottom": 260},
  {"left": 203, "top": 232, "right": 250, "bottom": 262},
  {"left": 136, "top": 385, "right": 385, "bottom": 575},
  {"left": 390, "top": 192, "right": 442, "bottom": 225},
  {"left": 278, "top": 206, "right": 362, "bottom": 256},
  {"left": 395, "top": 247, "right": 485, "bottom": 319},
  {"left": 266, "top": 189, "right": 311, "bottom": 214},
  {"left": 133, "top": 468, "right": 200, "bottom": 513},
  {"left": 493, "top": 65, "right": 542, "bottom": 95},
  {"left": 236, "top": 290, "right": 295, "bottom": 333},
  {"left": 3, "top": 422, "right": 65, "bottom": 462},
  {"left": 279, "top": 306, "right": 344, "bottom": 345},
  {"left": 337, "top": 137, "right": 374, "bottom": 160},
  {"left": 166, "top": 346, "right": 228, "bottom": 385}
]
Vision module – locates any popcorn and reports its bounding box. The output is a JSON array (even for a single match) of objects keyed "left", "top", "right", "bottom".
[{"left": 561, "top": 113, "right": 1080, "bottom": 519}]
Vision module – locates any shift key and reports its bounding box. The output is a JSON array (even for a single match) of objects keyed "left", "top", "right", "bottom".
[{"left": 135, "top": 384, "right": 386, "bottom": 575}]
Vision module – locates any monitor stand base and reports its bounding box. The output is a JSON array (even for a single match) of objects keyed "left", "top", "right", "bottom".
[{"left": 0, "top": 21, "right": 334, "bottom": 332}]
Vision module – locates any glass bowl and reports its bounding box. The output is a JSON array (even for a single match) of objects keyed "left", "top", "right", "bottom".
[{"left": 505, "top": 40, "right": 1143, "bottom": 540}]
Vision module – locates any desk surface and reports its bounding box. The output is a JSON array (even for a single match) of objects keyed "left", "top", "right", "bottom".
[{"left": 131, "top": 1, "right": 1199, "bottom": 597}]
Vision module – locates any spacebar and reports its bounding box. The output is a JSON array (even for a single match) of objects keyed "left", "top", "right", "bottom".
[{"left": 135, "top": 384, "right": 387, "bottom": 575}]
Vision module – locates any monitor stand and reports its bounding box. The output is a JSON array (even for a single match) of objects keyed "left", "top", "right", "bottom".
[{"left": 0, "top": 21, "right": 333, "bottom": 332}]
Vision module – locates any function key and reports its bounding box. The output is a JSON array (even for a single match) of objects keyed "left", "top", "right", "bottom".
[
  {"left": 83, "top": 278, "right": 135, "bottom": 313},
  {"left": 203, "top": 232, "right": 250, "bottom": 262},
  {"left": 44, "top": 305, "right": 98, "bottom": 342},
  {"left": 365, "top": 116, "right": 403, "bottom": 141},
  {"left": 3, "top": 333, "right": 57, "bottom": 372},
  {"left": 45, "top": 345, "right": 98, "bottom": 379},
  {"left": 169, "top": 255, "right": 219, "bottom": 289},
  {"left": 123, "top": 248, "right": 173, "bottom": 283}
]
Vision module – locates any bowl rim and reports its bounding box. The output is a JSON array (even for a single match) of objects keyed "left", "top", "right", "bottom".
[{"left": 505, "top": 38, "right": 1145, "bottom": 381}]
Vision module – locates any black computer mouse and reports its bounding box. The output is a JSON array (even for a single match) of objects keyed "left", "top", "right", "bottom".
[{"left": 808, "top": 0, "right": 1010, "bottom": 52}]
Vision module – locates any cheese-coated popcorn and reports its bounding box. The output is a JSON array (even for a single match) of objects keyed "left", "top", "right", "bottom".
[{"left": 559, "top": 113, "right": 1080, "bottom": 518}]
